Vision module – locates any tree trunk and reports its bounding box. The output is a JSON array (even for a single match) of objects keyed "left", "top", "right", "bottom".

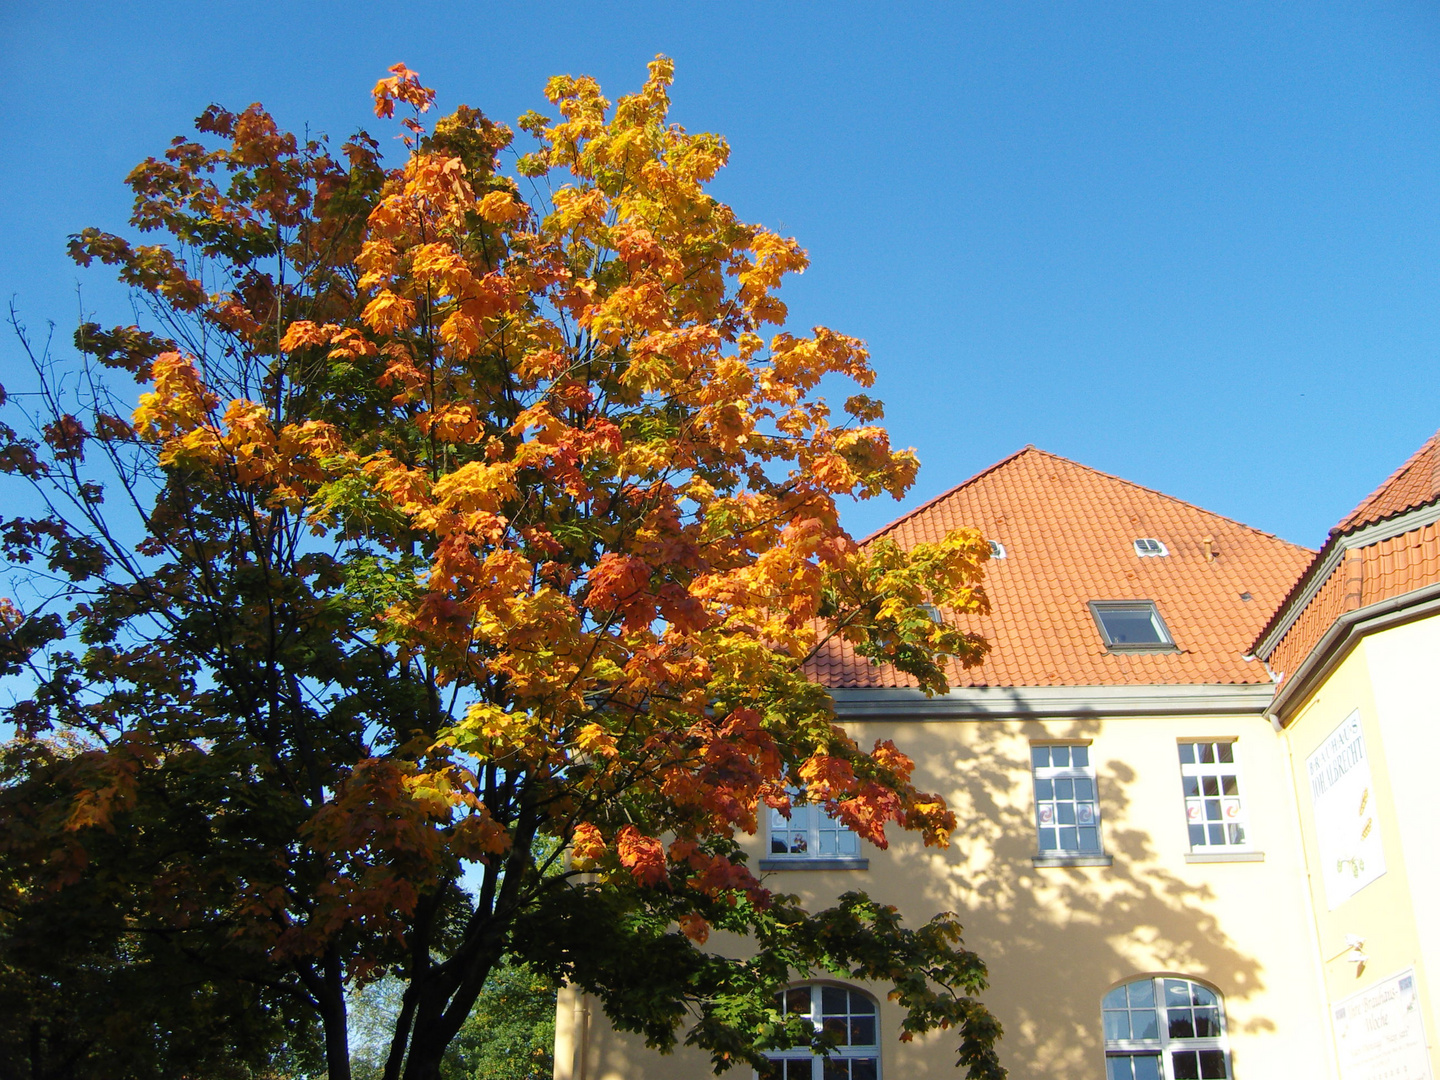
[{"left": 321, "top": 950, "right": 352, "bottom": 1080}]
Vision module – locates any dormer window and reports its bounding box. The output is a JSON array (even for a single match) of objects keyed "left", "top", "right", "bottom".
[
  {"left": 989, "top": 540, "right": 1007, "bottom": 559},
  {"left": 1090, "top": 600, "right": 1176, "bottom": 651},
  {"left": 1134, "top": 538, "right": 1168, "bottom": 557}
]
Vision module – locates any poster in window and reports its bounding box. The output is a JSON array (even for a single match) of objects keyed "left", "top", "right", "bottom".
[
  {"left": 1306, "top": 709, "right": 1386, "bottom": 909},
  {"left": 1333, "top": 968, "right": 1433, "bottom": 1080}
]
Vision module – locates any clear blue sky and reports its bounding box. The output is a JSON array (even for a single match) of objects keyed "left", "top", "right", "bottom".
[{"left": 3, "top": 2, "right": 1438, "bottom": 549}]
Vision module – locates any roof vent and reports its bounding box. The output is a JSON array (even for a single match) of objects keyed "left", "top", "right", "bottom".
[
  {"left": 1134, "top": 538, "right": 1168, "bottom": 557},
  {"left": 989, "top": 540, "right": 1007, "bottom": 559}
]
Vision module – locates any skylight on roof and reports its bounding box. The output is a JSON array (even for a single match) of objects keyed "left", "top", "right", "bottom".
[
  {"left": 989, "top": 540, "right": 1007, "bottom": 559},
  {"left": 1133, "top": 538, "right": 1168, "bottom": 557},
  {"left": 1089, "top": 601, "right": 1175, "bottom": 651}
]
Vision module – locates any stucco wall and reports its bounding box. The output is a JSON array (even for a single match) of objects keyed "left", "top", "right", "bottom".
[
  {"left": 557, "top": 708, "right": 1331, "bottom": 1079},
  {"left": 1279, "top": 619, "right": 1440, "bottom": 1077}
]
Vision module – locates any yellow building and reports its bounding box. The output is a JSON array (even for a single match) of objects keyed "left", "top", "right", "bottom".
[{"left": 555, "top": 440, "right": 1440, "bottom": 1080}]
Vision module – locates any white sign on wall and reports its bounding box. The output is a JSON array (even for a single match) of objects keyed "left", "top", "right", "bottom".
[
  {"left": 1333, "top": 968, "right": 1433, "bottom": 1080},
  {"left": 1307, "top": 709, "right": 1386, "bottom": 909}
]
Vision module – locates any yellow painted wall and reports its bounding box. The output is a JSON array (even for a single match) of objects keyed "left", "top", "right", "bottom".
[
  {"left": 558, "top": 708, "right": 1332, "bottom": 1079},
  {"left": 1279, "top": 618, "right": 1440, "bottom": 1077}
]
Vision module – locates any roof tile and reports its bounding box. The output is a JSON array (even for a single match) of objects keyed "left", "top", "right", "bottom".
[{"left": 808, "top": 447, "right": 1313, "bottom": 689}]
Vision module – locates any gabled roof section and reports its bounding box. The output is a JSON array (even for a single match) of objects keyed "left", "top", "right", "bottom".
[
  {"left": 808, "top": 447, "right": 1314, "bottom": 690},
  {"left": 1335, "top": 430, "right": 1440, "bottom": 535},
  {"left": 1252, "top": 428, "right": 1440, "bottom": 673}
]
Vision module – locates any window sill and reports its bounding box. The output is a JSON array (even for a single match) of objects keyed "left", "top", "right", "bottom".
[
  {"left": 1185, "top": 850, "right": 1264, "bottom": 863},
  {"left": 1031, "top": 854, "right": 1113, "bottom": 868},
  {"left": 758, "top": 857, "right": 870, "bottom": 872}
]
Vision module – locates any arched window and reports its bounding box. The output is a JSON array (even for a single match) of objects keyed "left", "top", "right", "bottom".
[
  {"left": 1103, "top": 977, "right": 1230, "bottom": 1080},
  {"left": 762, "top": 983, "right": 879, "bottom": 1079}
]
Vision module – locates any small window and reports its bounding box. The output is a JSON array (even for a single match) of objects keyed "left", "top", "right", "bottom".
[
  {"left": 1178, "top": 742, "right": 1249, "bottom": 850},
  {"left": 1031, "top": 744, "right": 1103, "bottom": 855},
  {"left": 1134, "top": 538, "right": 1168, "bottom": 557},
  {"left": 762, "top": 984, "right": 880, "bottom": 1079},
  {"left": 989, "top": 540, "right": 1007, "bottom": 559},
  {"left": 769, "top": 800, "right": 861, "bottom": 860},
  {"left": 1103, "top": 977, "right": 1231, "bottom": 1079},
  {"left": 1090, "top": 601, "right": 1175, "bottom": 651}
]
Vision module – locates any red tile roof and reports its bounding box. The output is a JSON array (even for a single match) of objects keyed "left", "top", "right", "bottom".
[
  {"left": 1334, "top": 430, "right": 1440, "bottom": 535},
  {"left": 1253, "top": 429, "right": 1440, "bottom": 676},
  {"left": 808, "top": 447, "right": 1314, "bottom": 689}
]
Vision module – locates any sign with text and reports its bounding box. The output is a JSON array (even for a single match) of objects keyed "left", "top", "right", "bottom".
[
  {"left": 1333, "top": 968, "right": 1433, "bottom": 1080},
  {"left": 1307, "top": 709, "right": 1386, "bottom": 909}
]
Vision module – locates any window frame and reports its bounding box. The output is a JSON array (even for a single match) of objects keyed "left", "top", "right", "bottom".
[
  {"left": 989, "top": 540, "right": 1007, "bottom": 559},
  {"left": 1133, "top": 538, "right": 1169, "bottom": 557},
  {"left": 1030, "top": 741, "right": 1105, "bottom": 858},
  {"left": 1089, "top": 600, "right": 1177, "bottom": 652},
  {"left": 765, "top": 798, "right": 865, "bottom": 867},
  {"left": 1102, "top": 976, "right": 1232, "bottom": 1080},
  {"left": 1176, "top": 740, "right": 1253, "bottom": 853},
  {"left": 760, "top": 982, "right": 882, "bottom": 1080}
]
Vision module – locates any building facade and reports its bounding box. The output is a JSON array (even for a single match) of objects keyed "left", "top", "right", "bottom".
[{"left": 554, "top": 441, "right": 1440, "bottom": 1080}]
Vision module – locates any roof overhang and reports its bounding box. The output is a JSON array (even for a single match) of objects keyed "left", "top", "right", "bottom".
[
  {"left": 828, "top": 683, "right": 1276, "bottom": 720},
  {"left": 1264, "top": 580, "right": 1440, "bottom": 728}
]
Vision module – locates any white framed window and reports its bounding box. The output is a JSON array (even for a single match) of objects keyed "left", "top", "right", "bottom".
[
  {"left": 1031, "top": 743, "right": 1103, "bottom": 855},
  {"left": 1134, "top": 538, "right": 1169, "bottom": 557},
  {"left": 989, "top": 540, "right": 1007, "bottom": 558},
  {"left": 769, "top": 801, "right": 861, "bottom": 861},
  {"left": 1178, "top": 742, "right": 1249, "bottom": 850},
  {"left": 1103, "top": 977, "right": 1231, "bottom": 1079},
  {"left": 762, "top": 983, "right": 880, "bottom": 1080}
]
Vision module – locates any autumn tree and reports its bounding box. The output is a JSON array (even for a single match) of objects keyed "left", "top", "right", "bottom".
[{"left": 0, "top": 59, "right": 1001, "bottom": 1080}]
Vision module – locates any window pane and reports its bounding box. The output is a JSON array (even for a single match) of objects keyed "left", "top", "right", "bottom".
[
  {"left": 786, "top": 987, "right": 812, "bottom": 1016},
  {"left": 1057, "top": 803, "right": 1076, "bottom": 825},
  {"left": 850, "top": 1017, "right": 876, "bottom": 1045},
  {"left": 1098, "top": 607, "right": 1166, "bottom": 644},
  {"left": 1079, "top": 827, "right": 1099, "bottom": 851},
  {"left": 1173, "top": 1051, "right": 1201, "bottom": 1080},
  {"left": 1072, "top": 745, "right": 1089, "bottom": 767},
  {"left": 1106, "top": 1058, "right": 1135, "bottom": 1080},
  {"left": 1183, "top": 777, "right": 1200, "bottom": 797},
  {"left": 1169, "top": 1011, "right": 1196, "bottom": 1039},
  {"left": 1032, "top": 746, "right": 1049, "bottom": 768},
  {"left": 1221, "top": 775, "right": 1238, "bottom": 796},
  {"left": 851, "top": 994, "right": 875, "bottom": 1015},
  {"left": 851, "top": 1060, "right": 877, "bottom": 1080},
  {"left": 1194, "top": 1007, "right": 1220, "bottom": 1037},
  {"left": 1134, "top": 1056, "right": 1162, "bottom": 1080},
  {"left": 822, "top": 1058, "right": 848, "bottom": 1080},
  {"left": 1077, "top": 802, "right": 1096, "bottom": 825},
  {"left": 773, "top": 836, "right": 790, "bottom": 854},
  {"left": 1103, "top": 1011, "right": 1131, "bottom": 1040},
  {"left": 1060, "top": 826, "right": 1078, "bottom": 850},
  {"left": 1039, "top": 827, "right": 1057, "bottom": 850},
  {"left": 1103, "top": 987, "right": 1128, "bottom": 1009},
  {"left": 1218, "top": 743, "right": 1233, "bottom": 764},
  {"left": 822, "top": 987, "right": 848, "bottom": 1016},
  {"left": 1052, "top": 745, "right": 1071, "bottom": 767},
  {"left": 1189, "top": 824, "right": 1206, "bottom": 846},
  {"left": 1178, "top": 743, "right": 1196, "bottom": 764},
  {"left": 1128, "top": 980, "right": 1155, "bottom": 1008},
  {"left": 1036, "top": 778, "right": 1053, "bottom": 799},
  {"left": 1075, "top": 777, "right": 1095, "bottom": 800},
  {"left": 1228, "top": 823, "right": 1246, "bottom": 845},
  {"left": 1202, "top": 777, "right": 1219, "bottom": 796},
  {"left": 1131, "top": 1007, "right": 1158, "bottom": 1040},
  {"left": 1056, "top": 778, "right": 1074, "bottom": 800},
  {"left": 1199, "top": 1049, "right": 1228, "bottom": 1078}
]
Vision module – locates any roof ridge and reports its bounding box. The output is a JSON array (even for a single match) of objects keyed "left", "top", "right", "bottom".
[
  {"left": 856, "top": 444, "right": 1037, "bottom": 544},
  {"left": 862, "top": 445, "right": 1312, "bottom": 552}
]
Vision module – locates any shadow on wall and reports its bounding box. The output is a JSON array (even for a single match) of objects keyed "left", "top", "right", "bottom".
[{"left": 874, "top": 714, "right": 1270, "bottom": 1079}]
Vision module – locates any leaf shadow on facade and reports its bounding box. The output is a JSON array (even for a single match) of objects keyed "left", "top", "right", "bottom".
[{"left": 857, "top": 713, "right": 1273, "bottom": 1078}]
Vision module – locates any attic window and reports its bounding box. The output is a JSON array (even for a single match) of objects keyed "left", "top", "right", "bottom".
[
  {"left": 1089, "top": 601, "right": 1176, "bottom": 652},
  {"left": 989, "top": 541, "right": 1007, "bottom": 559},
  {"left": 1133, "top": 538, "right": 1168, "bottom": 557}
]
